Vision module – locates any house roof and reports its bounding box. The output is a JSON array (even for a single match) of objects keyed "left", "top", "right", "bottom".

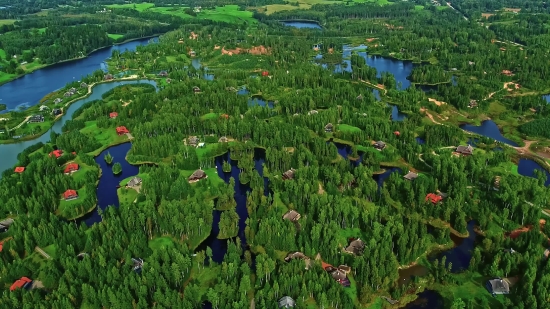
[
  {"left": 10, "top": 277, "right": 32, "bottom": 291},
  {"left": 393, "top": 131, "right": 400, "bottom": 136},
  {"left": 331, "top": 269, "right": 347, "bottom": 281},
  {"left": 283, "top": 210, "right": 301, "bottom": 221},
  {"left": 0, "top": 218, "right": 14, "bottom": 227},
  {"left": 403, "top": 172, "right": 418, "bottom": 180},
  {"left": 128, "top": 177, "right": 142, "bottom": 187},
  {"left": 64, "top": 163, "right": 79, "bottom": 173},
  {"left": 374, "top": 141, "right": 386, "bottom": 146},
  {"left": 345, "top": 238, "right": 365, "bottom": 255},
  {"left": 49, "top": 150, "right": 63, "bottom": 158},
  {"left": 486, "top": 278, "right": 510, "bottom": 294},
  {"left": 325, "top": 123, "right": 333, "bottom": 128},
  {"left": 116, "top": 126, "right": 129, "bottom": 134},
  {"left": 278, "top": 296, "right": 296, "bottom": 308},
  {"left": 110, "top": 112, "right": 118, "bottom": 118},
  {"left": 456, "top": 145, "right": 473, "bottom": 154},
  {"left": 282, "top": 168, "right": 296, "bottom": 180},
  {"left": 64, "top": 189, "right": 78, "bottom": 199},
  {"left": 425, "top": 193, "right": 443, "bottom": 204},
  {"left": 189, "top": 169, "right": 206, "bottom": 180},
  {"left": 14, "top": 167, "right": 25, "bottom": 173},
  {"left": 218, "top": 136, "right": 228, "bottom": 143}
]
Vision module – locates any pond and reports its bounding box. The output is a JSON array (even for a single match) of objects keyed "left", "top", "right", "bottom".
[
  {"left": 400, "top": 290, "right": 444, "bottom": 309},
  {"left": 391, "top": 105, "right": 407, "bottom": 121},
  {"left": 0, "top": 37, "right": 158, "bottom": 113},
  {"left": 75, "top": 143, "right": 140, "bottom": 226},
  {"left": 0, "top": 80, "right": 157, "bottom": 176},
  {"left": 518, "top": 158, "right": 550, "bottom": 186},
  {"left": 248, "top": 96, "right": 274, "bottom": 108},
  {"left": 460, "top": 120, "right": 518, "bottom": 147},
  {"left": 436, "top": 220, "right": 477, "bottom": 273},
  {"left": 281, "top": 21, "right": 322, "bottom": 29},
  {"left": 543, "top": 94, "right": 550, "bottom": 103}
]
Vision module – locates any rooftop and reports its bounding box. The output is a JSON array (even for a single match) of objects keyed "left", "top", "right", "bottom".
[
  {"left": 403, "top": 172, "right": 418, "bottom": 181},
  {"left": 486, "top": 278, "right": 510, "bottom": 295}
]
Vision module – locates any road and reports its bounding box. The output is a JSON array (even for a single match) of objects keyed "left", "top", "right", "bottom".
[
  {"left": 446, "top": 2, "right": 468, "bottom": 20},
  {"left": 8, "top": 116, "right": 31, "bottom": 132}
]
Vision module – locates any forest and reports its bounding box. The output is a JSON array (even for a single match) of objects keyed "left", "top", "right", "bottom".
[{"left": 1, "top": 1, "right": 550, "bottom": 309}]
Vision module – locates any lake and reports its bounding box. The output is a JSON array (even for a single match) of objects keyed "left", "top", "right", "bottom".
[
  {"left": 460, "top": 120, "right": 518, "bottom": 147},
  {"left": 436, "top": 220, "right": 477, "bottom": 273},
  {"left": 543, "top": 94, "right": 550, "bottom": 103},
  {"left": 518, "top": 158, "right": 550, "bottom": 186},
  {"left": 0, "top": 37, "right": 158, "bottom": 112},
  {"left": 0, "top": 80, "right": 157, "bottom": 176},
  {"left": 400, "top": 290, "right": 444, "bottom": 309},
  {"left": 281, "top": 21, "right": 322, "bottom": 29}
]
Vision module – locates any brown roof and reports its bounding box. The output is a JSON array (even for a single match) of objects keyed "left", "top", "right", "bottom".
[
  {"left": 456, "top": 145, "right": 473, "bottom": 154},
  {"left": 331, "top": 269, "right": 347, "bottom": 281},
  {"left": 218, "top": 136, "right": 228, "bottom": 143},
  {"left": 345, "top": 238, "right": 365, "bottom": 255},
  {"left": 189, "top": 169, "right": 207, "bottom": 181},
  {"left": 338, "top": 265, "right": 351, "bottom": 273},
  {"left": 283, "top": 210, "right": 301, "bottom": 221},
  {"left": 282, "top": 168, "right": 296, "bottom": 180},
  {"left": 403, "top": 172, "right": 418, "bottom": 181}
]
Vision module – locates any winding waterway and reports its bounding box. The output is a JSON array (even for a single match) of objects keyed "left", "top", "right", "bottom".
[
  {"left": 460, "top": 120, "right": 518, "bottom": 146},
  {"left": 0, "top": 37, "right": 158, "bottom": 112},
  {"left": 0, "top": 80, "right": 157, "bottom": 175}
]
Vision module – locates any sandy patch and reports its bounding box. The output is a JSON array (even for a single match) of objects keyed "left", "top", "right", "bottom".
[
  {"left": 366, "top": 38, "right": 377, "bottom": 42},
  {"left": 482, "top": 13, "right": 494, "bottom": 19},
  {"left": 384, "top": 23, "right": 403, "bottom": 30},
  {"left": 318, "top": 183, "right": 325, "bottom": 194},
  {"left": 328, "top": 48, "right": 334, "bottom": 54},
  {"left": 504, "top": 8, "right": 521, "bottom": 13},
  {"left": 428, "top": 98, "right": 446, "bottom": 106},
  {"left": 221, "top": 45, "right": 270, "bottom": 56},
  {"left": 214, "top": 45, "right": 220, "bottom": 50},
  {"left": 504, "top": 82, "right": 520, "bottom": 91},
  {"left": 189, "top": 31, "right": 198, "bottom": 40}
]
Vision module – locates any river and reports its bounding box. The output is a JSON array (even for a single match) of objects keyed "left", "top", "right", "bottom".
[
  {"left": 0, "top": 80, "right": 157, "bottom": 175},
  {"left": 460, "top": 120, "right": 518, "bottom": 147},
  {"left": 0, "top": 37, "right": 158, "bottom": 112}
]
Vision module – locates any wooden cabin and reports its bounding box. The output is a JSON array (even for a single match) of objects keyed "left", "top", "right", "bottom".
[{"left": 188, "top": 169, "right": 207, "bottom": 183}]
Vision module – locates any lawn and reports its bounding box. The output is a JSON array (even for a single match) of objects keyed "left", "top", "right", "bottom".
[
  {"left": 201, "top": 112, "right": 220, "bottom": 120},
  {"left": 0, "top": 48, "right": 6, "bottom": 60},
  {"left": 80, "top": 121, "right": 129, "bottom": 155},
  {"left": 432, "top": 272, "right": 507, "bottom": 308},
  {"left": 198, "top": 5, "right": 257, "bottom": 24},
  {"left": 38, "top": 27, "right": 47, "bottom": 34},
  {"left": 263, "top": 0, "right": 335, "bottom": 14},
  {"left": 181, "top": 167, "right": 225, "bottom": 188},
  {"left": 107, "top": 2, "right": 155, "bottom": 11},
  {"left": 117, "top": 187, "right": 138, "bottom": 207},
  {"left": 58, "top": 188, "right": 90, "bottom": 219},
  {"left": 42, "top": 244, "right": 57, "bottom": 259},
  {"left": 149, "top": 236, "right": 175, "bottom": 250},
  {"left": 108, "top": 33, "right": 124, "bottom": 40},
  {"left": 0, "top": 72, "right": 16, "bottom": 84},
  {"left": 21, "top": 59, "right": 46, "bottom": 72}
]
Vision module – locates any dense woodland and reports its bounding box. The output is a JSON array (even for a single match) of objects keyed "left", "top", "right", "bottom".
[{"left": 1, "top": 1, "right": 550, "bottom": 309}]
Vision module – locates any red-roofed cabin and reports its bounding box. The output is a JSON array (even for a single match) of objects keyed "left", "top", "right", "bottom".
[
  {"left": 220, "top": 114, "right": 229, "bottom": 119},
  {"left": 110, "top": 112, "right": 118, "bottom": 119},
  {"left": 72, "top": 152, "right": 76, "bottom": 155},
  {"left": 116, "top": 126, "right": 129, "bottom": 135},
  {"left": 10, "top": 277, "right": 32, "bottom": 291},
  {"left": 64, "top": 163, "right": 79, "bottom": 174},
  {"left": 425, "top": 193, "right": 443, "bottom": 204},
  {"left": 63, "top": 189, "right": 79, "bottom": 201},
  {"left": 49, "top": 150, "right": 63, "bottom": 158},
  {"left": 262, "top": 71, "right": 269, "bottom": 77},
  {"left": 14, "top": 167, "right": 25, "bottom": 173},
  {"left": 393, "top": 131, "right": 400, "bottom": 136}
]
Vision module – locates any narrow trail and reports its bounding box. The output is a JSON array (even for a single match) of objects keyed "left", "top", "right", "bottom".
[
  {"left": 35, "top": 246, "right": 51, "bottom": 260},
  {"left": 8, "top": 116, "right": 32, "bottom": 131}
]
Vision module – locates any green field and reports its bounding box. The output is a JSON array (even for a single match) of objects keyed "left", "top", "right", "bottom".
[
  {"left": 0, "top": 72, "right": 16, "bottom": 84},
  {"left": 80, "top": 121, "right": 129, "bottom": 155},
  {"left": 338, "top": 124, "right": 362, "bottom": 133},
  {"left": 0, "top": 19, "right": 16, "bottom": 26},
  {"left": 198, "top": 5, "right": 257, "bottom": 24},
  {"left": 58, "top": 188, "right": 90, "bottom": 218},
  {"left": 149, "top": 236, "right": 176, "bottom": 250},
  {"left": 263, "top": 0, "right": 337, "bottom": 14},
  {"left": 107, "top": 2, "right": 155, "bottom": 11},
  {"left": 149, "top": 6, "right": 193, "bottom": 19},
  {"left": 108, "top": 33, "right": 124, "bottom": 40},
  {"left": 38, "top": 27, "right": 47, "bottom": 34},
  {"left": 0, "top": 48, "right": 6, "bottom": 60}
]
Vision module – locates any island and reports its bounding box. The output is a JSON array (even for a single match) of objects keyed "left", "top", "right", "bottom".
[{"left": 0, "top": 1, "right": 550, "bottom": 309}]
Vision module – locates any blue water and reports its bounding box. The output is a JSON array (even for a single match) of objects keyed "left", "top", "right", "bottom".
[
  {"left": 437, "top": 220, "right": 477, "bottom": 272},
  {"left": 248, "top": 96, "right": 274, "bottom": 108},
  {"left": 0, "top": 80, "right": 157, "bottom": 176},
  {"left": 281, "top": 21, "right": 322, "bottom": 29},
  {"left": 460, "top": 120, "right": 518, "bottom": 146},
  {"left": 77, "top": 143, "right": 139, "bottom": 226},
  {"left": 373, "top": 167, "right": 401, "bottom": 188},
  {"left": 518, "top": 158, "right": 550, "bottom": 186},
  {"left": 0, "top": 37, "right": 157, "bottom": 111},
  {"left": 543, "top": 94, "right": 550, "bottom": 103},
  {"left": 401, "top": 290, "right": 444, "bottom": 309},
  {"left": 391, "top": 105, "right": 407, "bottom": 121},
  {"left": 237, "top": 88, "right": 249, "bottom": 95}
]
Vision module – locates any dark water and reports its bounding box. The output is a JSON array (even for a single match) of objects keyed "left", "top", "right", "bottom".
[
  {"left": 460, "top": 120, "right": 518, "bottom": 146},
  {"left": 373, "top": 167, "right": 402, "bottom": 188},
  {"left": 391, "top": 105, "right": 407, "bottom": 121},
  {"left": 543, "top": 94, "right": 550, "bottom": 103},
  {"left": 416, "top": 137, "right": 426, "bottom": 144},
  {"left": 197, "top": 149, "right": 268, "bottom": 263},
  {"left": 400, "top": 290, "right": 444, "bottom": 309},
  {"left": 0, "top": 37, "right": 157, "bottom": 112},
  {"left": 248, "top": 96, "right": 274, "bottom": 108},
  {"left": 281, "top": 21, "right": 322, "bottom": 29},
  {"left": 77, "top": 143, "right": 139, "bottom": 226},
  {"left": 518, "top": 158, "right": 550, "bottom": 186},
  {"left": 237, "top": 88, "right": 249, "bottom": 95},
  {"left": 0, "top": 80, "right": 157, "bottom": 176},
  {"left": 436, "top": 220, "right": 477, "bottom": 272},
  {"left": 372, "top": 89, "right": 381, "bottom": 101}
]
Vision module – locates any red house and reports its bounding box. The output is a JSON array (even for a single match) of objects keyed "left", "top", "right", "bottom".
[
  {"left": 262, "top": 71, "right": 269, "bottom": 77},
  {"left": 64, "top": 163, "right": 79, "bottom": 174},
  {"left": 220, "top": 114, "right": 229, "bottom": 119},
  {"left": 393, "top": 131, "right": 400, "bottom": 136},
  {"left": 63, "top": 189, "right": 79, "bottom": 201},
  {"left": 49, "top": 150, "right": 63, "bottom": 158},
  {"left": 14, "top": 167, "right": 25, "bottom": 173},
  {"left": 110, "top": 112, "right": 118, "bottom": 119},
  {"left": 425, "top": 193, "right": 443, "bottom": 204},
  {"left": 10, "top": 277, "right": 32, "bottom": 291},
  {"left": 116, "top": 126, "right": 129, "bottom": 135}
]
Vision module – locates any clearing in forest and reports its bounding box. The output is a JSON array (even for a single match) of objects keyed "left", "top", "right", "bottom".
[
  {"left": 107, "top": 2, "right": 155, "bottom": 12},
  {"left": 428, "top": 98, "right": 446, "bottom": 106}
]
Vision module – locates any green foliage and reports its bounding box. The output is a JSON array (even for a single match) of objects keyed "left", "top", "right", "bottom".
[
  {"left": 104, "top": 152, "right": 113, "bottom": 164},
  {"left": 519, "top": 118, "right": 550, "bottom": 138},
  {"left": 112, "top": 162, "right": 122, "bottom": 175}
]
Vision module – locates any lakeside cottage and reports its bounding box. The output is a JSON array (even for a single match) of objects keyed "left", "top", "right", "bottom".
[
  {"left": 283, "top": 210, "right": 301, "bottom": 222},
  {"left": 10, "top": 277, "right": 32, "bottom": 292},
  {"left": 104, "top": 74, "right": 113, "bottom": 80},
  {"left": 218, "top": 136, "right": 228, "bottom": 143},
  {"left": 282, "top": 168, "right": 296, "bottom": 180},
  {"left": 39, "top": 105, "right": 49, "bottom": 112},
  {"left": 63, "top": 189, "right": 79, "bottom": 201},
  {"left": 116, "top": 126, "right": 129, "bottom": 135},
  {"left": 373, "top": 141, "right": 386, "bottom": 151},
  {"left": 486, "top": 278, "right": 510, "bottom": 295},
  {"left": 80, "top": 82, "right": 87, "bottom": 88},
  {"left": 325, "top": 123, "right": 333, "bottom": 132},
  {"left": 53, "top": 108, "right": 62, "bottom": 116},
  {"left": 188, "top": 169, "right": 207, "bottom": 183},
  {"left": 127, "top": 177, "right": 142, "bottom": 187},
  {"left": 403, "top": 171, "right": 418, "bottom": 181},
  {"left": 14, "top": 167, "right": 25, "bottom": 173},
  {"left": 456, "top": 145, "right": 474, "bottom": 155},
  {"left": 344, "top": 238, "right": 365, "bottom": 256},
  {"left": 193, "top": 86, "right": 201, "bottom": 93},
  {"left": 28, "top": 115, "right": 44, "bottom": 123},
  {"left": 278, "top": 296, "right": 296, "bottom": 308},
  {"left": 64, "top": 163, "right": 79, "bottom": 174},
  {"left": 54, "top": 98, "right": 63, "bottom": 104}
]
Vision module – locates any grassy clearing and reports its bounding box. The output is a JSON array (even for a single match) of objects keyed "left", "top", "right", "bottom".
[
  {"left": 117, "top": 187, "right": 138, "bottom": 207},
  {"left": 0, "top": 19, "right": 16, "bottom": 26},
  {"left": 149, "top": 236, "right": 175, "bottom": 250},
  {"left": 415, "top": 5, "right": 424, "bottom": 10},
  {"left": 21, "top": 59, "right": 46, "bottom": 72},
  {"left": 42, "top": 244, "right": 57, "bottom": 258},
  {"left": 150, "top": 6, "right": 192, "bottom": 19},
  {"left": 0, "top": 48, "right": 6, "bottom": 60},
  {"left": 58, "top": 188, "right": 90, "bottom": 218},
  {"left": 108, "top": 33, "right": 124, "bottom": 40},
  {"left": 38, "top": 27, "right": 47, "bottom": 34},
  {"left": 107, "top": 2, "right": 155, "bottom": 11},
  {"left": 80, "top": 121, "right": 129, "bottom": 154},
  {"left": 263, "top": 0, "right": 335, "bottom": 14},
  {"left": 0, "top": 72, "right": 16, "bottom": 84},
  {"left": 201, "top": 112, "right": 220, "bottom": 120},
  {"left": 432, "top": 272, "right": 507, "bottom": 308},
  {"left": 338, "top": 124, "right": 362, "bottom": 133},
  {"left": 198, "top": 5, "right": 257, "bottom": 24}
]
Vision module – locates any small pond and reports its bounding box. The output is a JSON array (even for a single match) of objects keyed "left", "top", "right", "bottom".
[
  {"left": 400, "top": 290, "right": 444, "bottom": 309},
  {"left": 390, "top": 105, "right": 407, "bottom": 121},
  {"left": 518, "top": 158, "right": 550, "bottom": 186},
  {"left": 543, "top": 94, "right": 550, "bottom": 103},
  {"left": 435, "top": 220, "right": 477, "bottom": 273},
  {"left": 460, "top": 120, "right": 518, "bottom": 147},
  {"left": 248, "top": 96, "right": 274, "bottom": 108},
  {"left": 281, "top": 21, "right": 322, "bottom": 29}
]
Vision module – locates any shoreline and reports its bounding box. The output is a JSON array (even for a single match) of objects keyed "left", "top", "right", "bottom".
[
  {"left": 0, "top": 34, "right": 162, "bottom": 87},
  {"left": 0, "top": 76, "right": 154, "bottom": 145}
]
